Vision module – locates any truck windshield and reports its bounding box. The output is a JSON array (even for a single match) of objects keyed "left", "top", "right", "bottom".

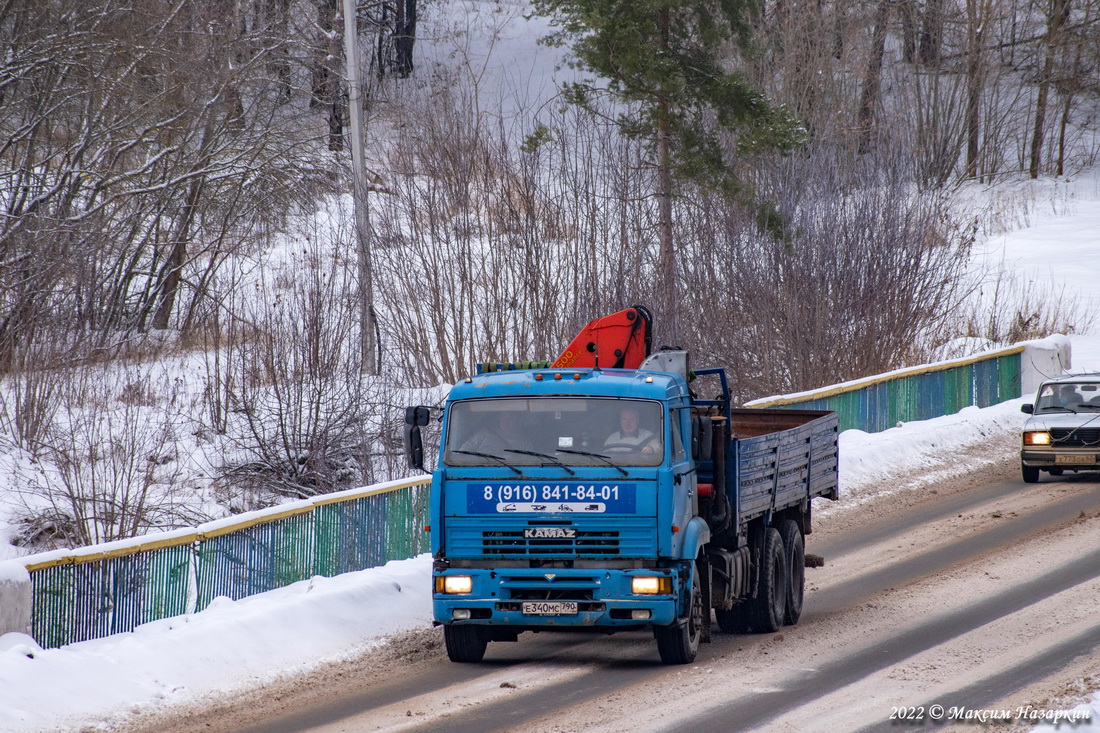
[
  {"left": 1034, "top": 381, "right": 1100, "bottom": 413},
  {"left": 444, "top": 398, "right": 664, "bottom": 467}
]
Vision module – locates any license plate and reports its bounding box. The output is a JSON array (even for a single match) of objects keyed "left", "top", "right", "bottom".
[
  {"left": 1056, "top": 454, "right": 1095, "bottom": 465},
  {"left": 521, "top": 601, "right": 578, "bottom": 615}
]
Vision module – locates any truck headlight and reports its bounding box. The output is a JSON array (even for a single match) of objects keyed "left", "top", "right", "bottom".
[
  {"left": 436, "top": 575, "right": 473, "bottom": 594},
  {"left": 631, "top": 576, "right": 671, "bottom": 595},
  {"left": 1024, "top": 431, "right": 1052, "bottom": 446}
]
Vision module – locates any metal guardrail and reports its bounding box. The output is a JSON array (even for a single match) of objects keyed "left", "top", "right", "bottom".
[
  {"left": 22, "top": 477, "right": 431, "bottom": 649},
  {"left": 745, "top": 346, "right": 1024, "bottom": 433}
]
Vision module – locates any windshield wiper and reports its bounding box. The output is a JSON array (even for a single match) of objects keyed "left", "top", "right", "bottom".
[
  {"left": 555, "top": 449, "right": 629, "bottom": 477},
  {"left": 503, "top": 449, "right": 576, "bottom": 475},
  {"left": 451, "top": 450, "right": 523, "bottom": 475},
  {"left": 1042, "top": 406, "right": 1079, "bottom": 413}
]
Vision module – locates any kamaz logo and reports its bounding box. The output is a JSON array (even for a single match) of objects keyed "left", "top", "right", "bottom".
[{"left": 523, "top": 527, "right": 576, "bottom": 539}]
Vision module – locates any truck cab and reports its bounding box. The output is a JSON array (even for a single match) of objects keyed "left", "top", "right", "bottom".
[{"left": 427, "top": 367, "right": 707, "bottom": 658}]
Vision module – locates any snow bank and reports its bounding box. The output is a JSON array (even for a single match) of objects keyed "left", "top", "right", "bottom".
[{"left": 0, "top": 554, "right": 433, "bottom": 733}]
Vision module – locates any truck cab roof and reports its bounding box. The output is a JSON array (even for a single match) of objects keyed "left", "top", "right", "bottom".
[{"left": 449, "top": 367, "right": 692, "bottom": 407}]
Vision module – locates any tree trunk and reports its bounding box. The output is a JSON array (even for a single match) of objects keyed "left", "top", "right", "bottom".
[
  {"left": 152, "top": 176, "right": 204, "bottom": 330},
  {"left": 919, "top": 0, "right": 945, "bottom": 66},
  {"left": 965, "top": 0, "right": 985, "bottom": 179},
  {"left": 857, "top": 0, "right": 891, "bottom": 155},
  {"left": 1029, "top": 0, "right": 1070, "bottom": 179},
  {"left": 1057, "top": 76, "right": 1075, "bottom": 177},
  {"left": 394, "top": 0, "right": 416, "bottom": 78},
  {"left": 900, "top": 0, "right": 918, "bottom": 63}
]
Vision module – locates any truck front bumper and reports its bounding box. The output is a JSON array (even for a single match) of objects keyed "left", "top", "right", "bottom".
[{"left": 433, "top": 566, "right": 684, "bottom": 628}]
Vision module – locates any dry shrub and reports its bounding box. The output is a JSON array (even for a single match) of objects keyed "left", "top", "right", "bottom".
[
  {"left": 954, "top": 267, "right": 1097, "bottom": 346},
  {"left": 208, "top": 223, "right": 403, "bottom": 503},
  {"left": 13, "top": 364, "right": 194, "bottom": 548}
]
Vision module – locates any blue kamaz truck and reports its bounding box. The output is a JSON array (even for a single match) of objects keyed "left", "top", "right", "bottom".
[{"left": 405, "top": 309, "right": 838, "bottom": 664}]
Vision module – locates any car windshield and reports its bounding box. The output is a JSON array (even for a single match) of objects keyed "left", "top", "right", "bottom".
[
  {"left": 1034, "top": 381, "right": 1100, "bottom": 414},
  {"left": 444, "top": 397, "right": 664, "bottom": 467}
]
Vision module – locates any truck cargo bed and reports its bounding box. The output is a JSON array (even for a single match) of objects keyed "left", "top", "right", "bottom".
[{"left": 731, "top": 408, "right": 839, "bottom": 522}]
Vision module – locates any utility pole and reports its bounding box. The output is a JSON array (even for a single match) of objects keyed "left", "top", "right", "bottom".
[{"left": 342, "top": 0, "right": 379, "bottom": 374}]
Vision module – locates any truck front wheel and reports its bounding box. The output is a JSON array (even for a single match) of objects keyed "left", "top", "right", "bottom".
[
  {"left": 444, "top": 625, "right": 488, "bottom": 663},
  {"left": 748, "top": 527, "right": 788, "bottom": 633},
  {"left": 655, "top": 565, "right": 702, "bottom": 664},
  {"left": 1021, "top": 463, "right": 1040, "bottom": 483}
]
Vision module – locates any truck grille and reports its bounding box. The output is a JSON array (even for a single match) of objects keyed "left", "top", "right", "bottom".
[
  {"left": 482, "top": 529, "right": 619, "bottom": 555},
  {"left": 446, "top": 517, "right": 655, "bottom": 559},
  {"left": 1051, "top": 428, "right": 1100, "bottom": 446}
]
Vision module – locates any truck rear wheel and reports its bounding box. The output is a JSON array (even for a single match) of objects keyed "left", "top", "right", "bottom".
[
  {"left": 655, "top": 565, "right": 702, "bottom": 664},
  {"left": 444, "top": 625, "right": 488, "bottom": 663},
  {"left": 777, "top": 519, "right": 805, "bottom": 626},
  {"left": 748, "top": 527, "right": 787, "bottom": 633}
]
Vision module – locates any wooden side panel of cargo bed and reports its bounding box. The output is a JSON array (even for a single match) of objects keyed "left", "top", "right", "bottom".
[{"left": 733, "top": 409, "right": 839, "bottom": 522}]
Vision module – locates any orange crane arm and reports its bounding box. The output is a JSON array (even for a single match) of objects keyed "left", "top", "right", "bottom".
[{"left": 551, "top": 305, "right": 653, "bottom": 369}]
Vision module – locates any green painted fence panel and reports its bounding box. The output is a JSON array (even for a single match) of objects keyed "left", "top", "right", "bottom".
[
  {"left": 754, "top": 350, "right": 1023, "bottom": 434},
  {"left": 30, "top": 564, "right": 77, "bottom": 649}
]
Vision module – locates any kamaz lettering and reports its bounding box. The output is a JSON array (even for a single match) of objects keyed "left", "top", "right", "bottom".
[{"left": 522, "top": 527, "right": 576, "bottom": 539}]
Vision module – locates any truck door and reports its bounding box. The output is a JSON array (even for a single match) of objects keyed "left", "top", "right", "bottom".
[{"left": 670, "top": 408, "right": 696, "bottom": 523}]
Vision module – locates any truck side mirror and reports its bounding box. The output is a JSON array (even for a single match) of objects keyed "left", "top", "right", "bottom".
[
  {"left": 406, "top": 406, "right": 430, "bottom": 426},
  {"left": 1021, "top": 404, "right": 1033, "bottom": 414},
  {"left": 405, "top": 406, "right": 431, "bottom": 471}
]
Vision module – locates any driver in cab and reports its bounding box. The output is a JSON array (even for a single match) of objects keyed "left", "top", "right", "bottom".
[{"left": 604, "top": 405, "right": 660, "bottom": 455}]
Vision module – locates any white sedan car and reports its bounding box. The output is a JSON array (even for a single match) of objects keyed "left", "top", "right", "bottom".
[{"left": 1020, "top": 374, "right": 1100, "bottom": 483}]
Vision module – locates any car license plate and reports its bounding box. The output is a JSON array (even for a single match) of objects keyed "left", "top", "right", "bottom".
[
  {"left": 521, "top": 601, "right": 578, "bottom": 616},
  {"left": 1055, "top": 454, "right": 1095, "bottom": 465}
]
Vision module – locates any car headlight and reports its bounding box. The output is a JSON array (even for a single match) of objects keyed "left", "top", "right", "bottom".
[
  {"left": 631, "top": 575, "right": 671, "bottom": 595},
  {"left": 1023, "top": 431, "right": 1052, "bottom": 446},
  {"left": 436, "top": 575, "right": 473, "bottom": 594}
]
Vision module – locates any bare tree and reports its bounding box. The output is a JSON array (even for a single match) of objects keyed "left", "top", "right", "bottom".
[
  {"left": 857, "top": 0, "right": 894, "bottom": 155},
  {"left": 679, "top": 151, "right": 975, "bottom": 398},
  {"left": 14, "top": 362, "right": 195, "bottom": 547},
  {"left": 0, "top": 0, "right": 332, "bottom": 372},
  {"left": 211, "top": 220, "right": 390, "bottom": 501},
  {"left": 1030, "top": 0, "right": 1074, "bottom": 177}
]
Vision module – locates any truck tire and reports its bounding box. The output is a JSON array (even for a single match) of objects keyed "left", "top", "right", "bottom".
[
  {"left": 444, "top": 625, "right": 488, "bottom": 663},
  {"left": 1021, "top": 463, "right": 1040, "bottom": 483},
  {"left": 777, "top": 519, "right": 805, "bottom": 626},
  {"left": 748, "top": 527, "right": 787, "bottom": 634},
  {"left": 655, "top": 564, "right": 702, "bottom": 664}
]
